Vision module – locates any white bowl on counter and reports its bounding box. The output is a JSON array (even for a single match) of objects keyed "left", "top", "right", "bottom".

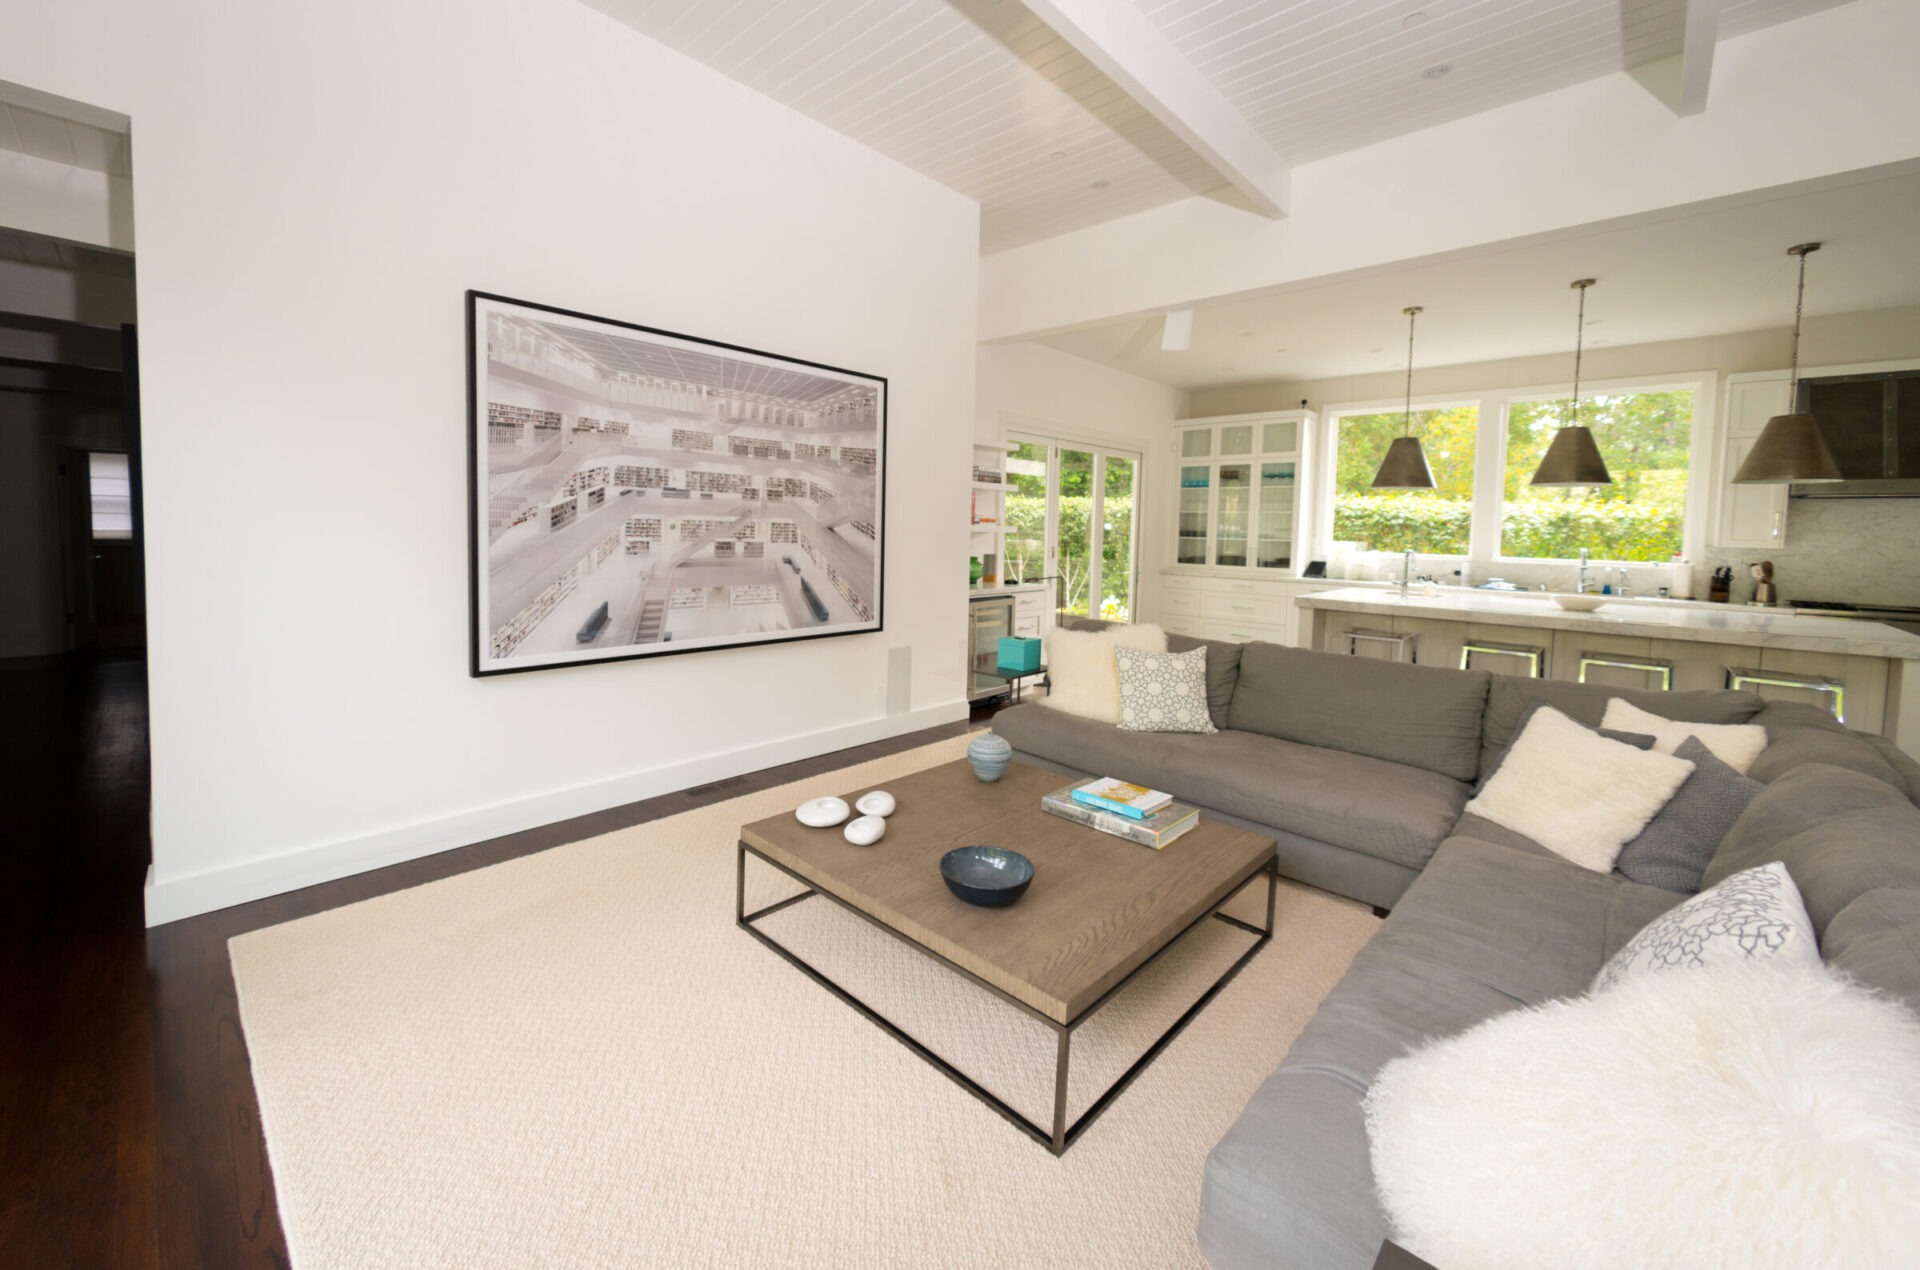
[{"left": 1552, "top": 594, "right": 1607, "bottom": 612}]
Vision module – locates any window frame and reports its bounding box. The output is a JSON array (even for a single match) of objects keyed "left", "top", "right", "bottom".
[{"left": 1315, "top": 371, "right": 1715, "bottom": 572}]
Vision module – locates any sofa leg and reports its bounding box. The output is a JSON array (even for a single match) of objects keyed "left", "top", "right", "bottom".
[{"left": 1371, "top": 905, "right": 1391, "bottom": 920}]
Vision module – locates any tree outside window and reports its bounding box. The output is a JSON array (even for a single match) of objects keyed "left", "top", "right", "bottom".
[
  {"left": 1501, "top": 390, "right": 1692, "bottom": 562},
  {"left": 1331, "top": 406, "right": 1478, "bottom": 555}
]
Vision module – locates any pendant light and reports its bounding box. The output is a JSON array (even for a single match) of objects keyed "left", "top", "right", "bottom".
[
  {"left": 1530, "top": 278, "right": 1613, "bottom": 486},
  {"left": 1370, "top": 306, "right": 1436, "bottom": 489},
  {"left": 1733, "top": 243, "right": 1842, "bottom": 484}
]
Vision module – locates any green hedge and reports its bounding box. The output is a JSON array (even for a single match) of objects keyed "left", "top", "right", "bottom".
[{"left": 1335, "top": 495, "right": 1682, "bottom": 562}]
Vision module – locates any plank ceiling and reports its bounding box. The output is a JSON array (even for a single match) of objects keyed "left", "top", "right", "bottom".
[{"left": 592, "top": 0, "right": 1852, "bottom": 254}]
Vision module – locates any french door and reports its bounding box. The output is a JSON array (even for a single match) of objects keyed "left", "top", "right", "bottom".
[{"left": 1005, "top": 437, "right": 1140, "bottom": 622}]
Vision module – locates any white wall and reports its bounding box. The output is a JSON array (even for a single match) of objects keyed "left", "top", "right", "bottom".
[
  {"left": 0, "top": 0, "right": 980, "bottom": 923},
  {"left": 976, "top": 341, "right": 1187, "bottom": 618}
]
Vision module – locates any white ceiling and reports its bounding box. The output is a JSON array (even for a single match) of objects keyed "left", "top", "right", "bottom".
[
  {"left": 589, "top": 0, "right": 1853, "bottom": 253},
  {"left": 1033, "top": 167, "right": 1920, "bottom": 387}
]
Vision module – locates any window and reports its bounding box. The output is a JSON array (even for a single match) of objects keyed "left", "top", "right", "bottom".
[
  {"left": 1330, "top": 406, "right": 1477, "bottom": 555},
  {"left": 1004, "top": 437, "right": 1140, "bottom": 620},
  {"left": 89, "top": 452, "right": 133, "bottom": 540},
  {"left": 1501, "top": 389, "right": 1693, "bottom": 562}
]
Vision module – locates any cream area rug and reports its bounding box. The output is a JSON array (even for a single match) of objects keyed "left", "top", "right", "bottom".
[{"left": 230, "top": 736, "right": 1379, "bottom": 1268}]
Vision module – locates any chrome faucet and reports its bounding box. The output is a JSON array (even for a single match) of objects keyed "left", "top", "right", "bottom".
[
  {"left": 1577, "top": 548, "right": 1592, "bottom": 594},
  {"left": 1615, "top": 567, "right": 1632, "bottom": 598},
  {"left": 1400, "top": 548, "right": 1416, "bottom": 600}
]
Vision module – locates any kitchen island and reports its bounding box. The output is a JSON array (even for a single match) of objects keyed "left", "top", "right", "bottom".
[{"left": 1295, "top": 586, "right": 1920, "bottom": 757}]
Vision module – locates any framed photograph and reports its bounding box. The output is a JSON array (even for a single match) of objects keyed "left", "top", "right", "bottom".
[{"left": 467, "top": 291, "right": 886, "bottom": 676}]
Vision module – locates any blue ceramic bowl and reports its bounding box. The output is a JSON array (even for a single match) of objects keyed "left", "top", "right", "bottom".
[{"left": 940, "top": 846, "right": 1034, "bottom": 907}]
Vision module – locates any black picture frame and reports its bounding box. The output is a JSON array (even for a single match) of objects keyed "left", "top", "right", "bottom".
[{"left": 466, "top": 290, "right": 887, "bottom": 677}]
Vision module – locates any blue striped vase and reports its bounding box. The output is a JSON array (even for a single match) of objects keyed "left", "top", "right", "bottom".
[{"left": 967, "top": 731, "right": 1013, "bottom": 783}]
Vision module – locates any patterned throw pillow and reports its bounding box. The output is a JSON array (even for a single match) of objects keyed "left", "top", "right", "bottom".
[
  {"left": 1115, "top": 646, "right": 1217, "bottom": 734},
  {"left": 1593, "top": 861, "right": 1819, "bottom": 992}
]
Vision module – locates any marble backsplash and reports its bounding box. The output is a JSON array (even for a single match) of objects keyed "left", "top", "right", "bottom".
[{"left": 1697, "top": 497, "right": 1920, "bottom": 609}]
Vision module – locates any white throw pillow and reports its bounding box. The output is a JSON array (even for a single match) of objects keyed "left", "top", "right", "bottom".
[
  {"left": 1593, "top": 861, "right": 1819, "bottom": 992},
  {"left": 1039, "top": 624, "right": 1168, "bottom": 725},
  {"left": 1365, "top": 961, "right": 1920, "bottom": 1270},
  {"left": 1601, "top": 698, "right": 1769, "bottom": 774},
  {"left": 1115, "top": 646, "right": 1216, "bottom": 734},
  {"left": 1462, "top": 706, "right": 1694, "bottom": 872}
]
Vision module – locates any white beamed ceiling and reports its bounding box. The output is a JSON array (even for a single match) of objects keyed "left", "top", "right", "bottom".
[{"left": 589, "top": 0, "right": 1853, "bottom": 253}]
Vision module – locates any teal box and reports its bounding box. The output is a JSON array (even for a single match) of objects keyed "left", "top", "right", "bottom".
[{"left": 998, "top": 636, "right": 1042, "bottom": 672}]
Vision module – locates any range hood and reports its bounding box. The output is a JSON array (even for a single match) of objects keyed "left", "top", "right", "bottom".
[{"left": 1791, "top": 369, "right": 1920, "bottom": 498}]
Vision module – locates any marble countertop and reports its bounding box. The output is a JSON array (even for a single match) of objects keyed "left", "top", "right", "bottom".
[{"left": 1294, "top": 587, "right": 1920, "bottom": 660}]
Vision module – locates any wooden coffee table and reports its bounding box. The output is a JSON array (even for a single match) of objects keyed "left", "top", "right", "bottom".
[{"left": 737, "top": 757, "right": 1278, "bottom": 1154}]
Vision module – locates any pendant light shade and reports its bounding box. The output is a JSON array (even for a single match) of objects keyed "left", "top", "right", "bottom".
[
  {"left": 1370, "top": 306, "right": 1436, "bottom": 490},
  {"left": 1531, "top": 425, "right": 1613, "bottom": 486},
  {"left": 1531, "top": 278, "right": 1612, "bottom": 487},
  {"left": 1733, "top": 243, "right": 1843, "bottom": 484}
]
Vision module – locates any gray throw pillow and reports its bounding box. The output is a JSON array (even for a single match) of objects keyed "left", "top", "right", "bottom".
[
  {"left": 1476, "top": 700, "right": 1654, "bottom": 793},
  {"left": 1614, "top": 736, "right": 1763, "bottom": 895}
]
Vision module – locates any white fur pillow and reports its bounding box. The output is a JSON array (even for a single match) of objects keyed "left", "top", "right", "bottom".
[
  {"left": 1601, "top": 697, "right": 1769, "bottom": 773},
  {"left": 1040, "top": 624, "right": 1168, "bottom": 724},
  {"left": 1462, "top": 706, "right": 1695, "bottom": 871},
  {"left": 1365, "top": 961, "right": 1920, "bottom": 1270}
]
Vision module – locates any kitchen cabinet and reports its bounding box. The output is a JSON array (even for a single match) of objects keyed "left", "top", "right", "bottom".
[
  {"left": 1716, "top": 374, "right": 1791, "bottom": 550},
  {"left": 1172, "top": 411, "right": 1314, "bottom": 571}
]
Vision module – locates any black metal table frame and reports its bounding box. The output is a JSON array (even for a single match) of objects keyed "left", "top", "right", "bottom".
[{"left": 736, "top": 841, "right": 1278, "bottom": 1156}]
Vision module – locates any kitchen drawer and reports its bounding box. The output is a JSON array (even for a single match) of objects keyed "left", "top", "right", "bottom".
[
  {"left": 1013, "top": 592, "right": 1047, "bottom": 616},
  {"left": 1202, "top": 592, "right": 1288, "bottom": 623},
  {"left": 1207, "top": 578, "right": 1269, "bottom": 596},
  {"left": 1163, "top": 616, "right": 1205, "bottom": 639},
  {"left": 1204, "top": 617, "right": 1287, "bottom": 646},
  {"left": 1013, "top": 614, "right": 1041, "bottom": 639},
  {"left": 1162, "top": 589, "right": 1202, "bottom": 617}
]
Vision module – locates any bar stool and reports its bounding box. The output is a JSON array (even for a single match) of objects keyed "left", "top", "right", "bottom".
[
  {"left": 1459, "top": 639, "right": 1546, "bottom": 677},
  {"left": 1577, "top": 651, "right": 1674, "bottom": 690},
  {"left": 1727, "top": 665, "right": 1845, "bottom": 723},
  {"left": 1341, "top": 628, "right": 1418, "bottom": 663}
]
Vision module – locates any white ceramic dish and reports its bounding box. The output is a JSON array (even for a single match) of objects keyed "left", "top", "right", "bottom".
[
  {"left": 795, "top": 796, "right": 850, "bottom": 828},
  {"left": 1552, "top": 594, "right": 1607, "bottom": 612},
  {"left": 855, "top": 790, "right": 896, "bottom": 818},
  {"left": 843, "top": 814, "right": 886, "bottom": 846}
]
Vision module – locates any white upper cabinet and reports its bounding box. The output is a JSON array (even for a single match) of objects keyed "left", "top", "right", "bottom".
[
  {"left": 1170, "top": 410, "right": 1316, "bottom": 574},
  {"left": 1716, "top": 374, "right": 1791, "bottom": 550}
]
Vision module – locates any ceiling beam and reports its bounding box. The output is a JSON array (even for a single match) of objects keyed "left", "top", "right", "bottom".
[
  {"left": 1630, "top": 0, "right": 1720, "bottom": 117},
  {"left": 1021, "top": 0, "right": 1289, "bottom": 218}
]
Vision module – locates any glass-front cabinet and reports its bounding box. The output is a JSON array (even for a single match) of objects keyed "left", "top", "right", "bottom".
[{"left": 1171, "top": 410, "right": 1314, "bottom": 573}]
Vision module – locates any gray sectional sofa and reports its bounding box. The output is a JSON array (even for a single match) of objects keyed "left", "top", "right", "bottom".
[{"left": 989, "top": 628, "right": 1920, "bottom": 1269}]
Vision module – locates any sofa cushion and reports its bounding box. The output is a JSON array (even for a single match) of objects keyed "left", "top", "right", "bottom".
[
  {"left": 1479, "top": 676, "right": 1763, "bottom": 777},
  {"left": 1200, "top": 837, "right": 1681, "bottom": 1270},
  {"left": 1166, "top": 632, "right": 1242, "bottom": 731},
  {"left": 1702, "top": 763, "right": 1920, "bottom": 939},
  {"left": 991, "top": 704, "right": 1470, "bottom": 872},
  {"left": 1746, "top": 699, "right": 1909, "bottom": 791},
  {"left": 1823, "top": 888, "right": 1920, "bottom": 1018},
  {"left": 1227, "top": 643, "right": 1491, "bottom": 782},
  {"left": 1861, "top": 734, "right": 1920, "bottom": 806}
]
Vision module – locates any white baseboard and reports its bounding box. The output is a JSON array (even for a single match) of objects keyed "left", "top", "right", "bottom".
[{"left": 144, "top": 700, "right": 970, "bottom": 927}]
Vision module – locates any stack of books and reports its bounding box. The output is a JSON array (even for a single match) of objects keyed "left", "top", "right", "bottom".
[{"left": 1041, "top": 777, "right": 1199, "bottom": 850}]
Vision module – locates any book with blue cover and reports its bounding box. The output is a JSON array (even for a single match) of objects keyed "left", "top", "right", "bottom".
[
  {"left": 1042, "top": 783, "right": 1197, "bottom": 849},
  {"left": 1068, "top": 777, "right": 1174, "bottom": 821}
]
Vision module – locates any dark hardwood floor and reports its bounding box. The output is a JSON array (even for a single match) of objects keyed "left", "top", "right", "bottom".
[{"left": 4, "top": 652, "right": 1015, "bottom": 1266}]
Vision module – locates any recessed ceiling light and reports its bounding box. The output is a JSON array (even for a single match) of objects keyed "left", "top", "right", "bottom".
[
  {"left": 1422, "top": 63, "right": 1451, "bottom": 79},
  {"left": 1272, "top": 347, "right": 1287, "bottom": 353},
  {"left": 1369, "top": 346, "right": 1385, "bottom": 353},
  {"left": 1403, "top": 11, "right": 1429, "bottom": 28},
  {"left": 1239, "top": 330, "right": 1255, "bottom": 337},
  {"left": 1090, "top": 178, "right": 1110, "bottom": 190},
  {"left": 1049, "top": 150, "right": 1067, "bottom": 160}
]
